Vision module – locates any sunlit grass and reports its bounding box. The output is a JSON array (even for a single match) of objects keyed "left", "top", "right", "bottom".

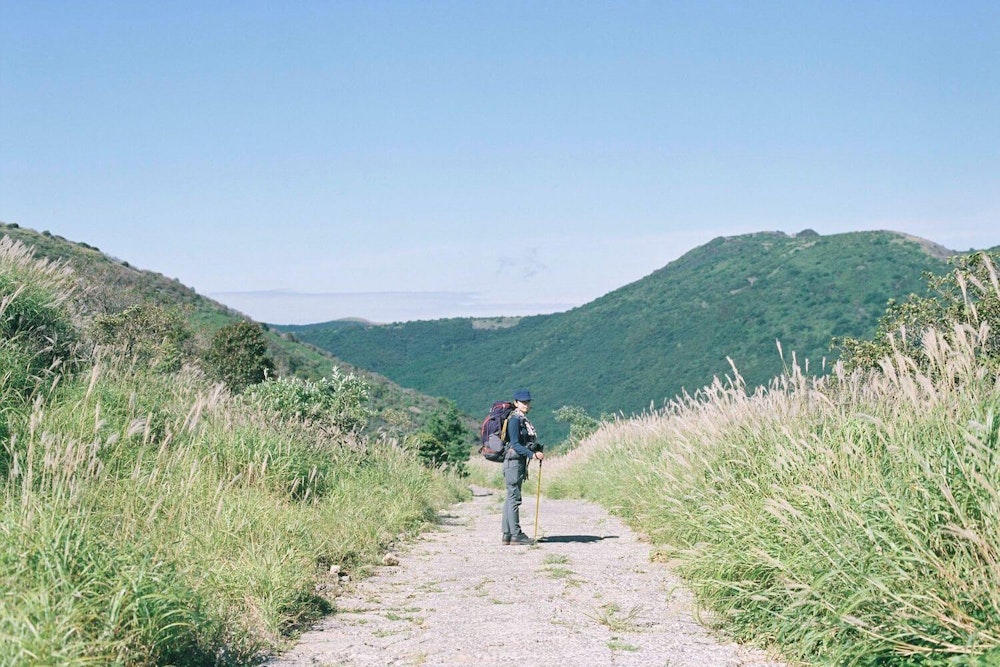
[
  {"left": 1, "top": 357, "right": 467, "bottom": 665},
  {"left": 1, "top": 234, "right": 470, "bottom": 664},
  {"left": 547, "top": 321, "right": 1000, "bottom": 665}
]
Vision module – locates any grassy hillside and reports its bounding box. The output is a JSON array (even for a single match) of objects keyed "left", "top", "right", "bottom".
[
  {"left": 279, "top": 230, "right": 956, "bottom": 442},
  {"left": 542, "top": 251, "right": 1000, "bottom": 664},
  {"left": 0, "top": 224, "right": 469, "bottom": 664},
  {"left": 0, "top": 222, "right": 451, "bottom": 435}
]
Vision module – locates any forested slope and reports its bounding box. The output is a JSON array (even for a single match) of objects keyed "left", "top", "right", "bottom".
[{"left": 282, "top": 230, "right": 956, "bottom": 440}]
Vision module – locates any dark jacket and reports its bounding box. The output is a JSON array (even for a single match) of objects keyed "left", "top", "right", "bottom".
[{"left": 506, "top": 412, "right": 536, "bottom": 460}]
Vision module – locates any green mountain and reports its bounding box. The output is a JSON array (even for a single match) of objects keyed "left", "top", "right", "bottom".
[
  {"left": 278, "top": 230, "right": 959, "bottom": 442},
  {"left": 0, "top": 222, "right": 447, "bottom": 433}
]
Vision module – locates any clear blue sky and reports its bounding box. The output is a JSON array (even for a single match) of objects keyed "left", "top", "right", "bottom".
[{"left": 2, "top": 1, "right": 998, "bottom": 324}]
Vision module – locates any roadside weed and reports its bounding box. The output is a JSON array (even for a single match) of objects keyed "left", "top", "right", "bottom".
[
  {"left": 586, "top": 603, "right": 645, "bottom": 632},
  {"left": 545, "top": 565, "right": 574, "bottom": 580},
  {"left": 607, "top": 638, "right": 640, "bottom": 652}
]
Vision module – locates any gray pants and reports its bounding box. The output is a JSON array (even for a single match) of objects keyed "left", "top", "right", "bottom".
[{"left": 502, "top": 457, "right": 528, "bottom": 537}]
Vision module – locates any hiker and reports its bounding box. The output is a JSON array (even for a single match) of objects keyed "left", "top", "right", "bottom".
[{"left": 502, "top": 388, "right": 544, "bottom": 546}]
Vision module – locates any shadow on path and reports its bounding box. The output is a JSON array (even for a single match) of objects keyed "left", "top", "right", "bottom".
[{"left": 538, "top": 535, "right": 619, "bottom": 544}]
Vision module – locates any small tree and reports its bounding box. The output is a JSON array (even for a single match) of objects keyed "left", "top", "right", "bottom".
[
  {"left": 92, "top": 303, "right": 192, "bottom": 372},
  {"left": 205, "top": 320, "right": 275, "bottom": 392},
  {"left": 836, "top": 251, "right": 1000, "bottom": 371},
  {"left": 553, "top": 405, "right": 601, "bottom": 449},
  {"left": 411, "top": 431, "right": 449, "bottom": 468},
  {"left": 418, "top": 399, "right": 473, "bottom": 470}
]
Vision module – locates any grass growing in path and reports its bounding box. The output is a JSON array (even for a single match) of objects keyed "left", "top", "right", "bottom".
[{"left": 585, "top": 603, "right": 645, "bottom": 633}]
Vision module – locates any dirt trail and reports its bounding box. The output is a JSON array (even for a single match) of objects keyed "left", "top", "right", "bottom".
[{"left": 266, "top": 486, "right": 787, "bottom": 667}]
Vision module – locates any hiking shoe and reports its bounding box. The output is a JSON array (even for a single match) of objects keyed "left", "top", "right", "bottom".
[
  {"left": 502, "top": 535, "right": 511, "bottom": 546},
  {"left": 510, "top": 533, "right": 534, "bottom": 545}
]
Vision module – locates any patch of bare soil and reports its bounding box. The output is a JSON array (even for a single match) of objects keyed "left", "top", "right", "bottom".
[{"left": 266, "top": 487, "right": 787, "bottom": 667}]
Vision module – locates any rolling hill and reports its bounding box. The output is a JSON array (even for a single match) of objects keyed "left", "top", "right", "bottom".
[
  {"left": 0, "top": 221, "right": 449, "bottom": 434},
  {"left": 278, "top": 230, "right": 959, "bottom": 442}
]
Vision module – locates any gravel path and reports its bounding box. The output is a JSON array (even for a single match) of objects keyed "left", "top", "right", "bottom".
[{"left": 266, "top": 486, "right": 787, "bottom": 667}]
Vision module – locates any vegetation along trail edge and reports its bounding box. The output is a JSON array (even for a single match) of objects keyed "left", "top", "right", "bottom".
[{"left": 267, "top": 486, "right": 787, "bottom": 667}]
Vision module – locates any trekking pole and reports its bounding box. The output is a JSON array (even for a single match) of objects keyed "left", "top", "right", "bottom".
[{"left": 533, "top": 459, "right": 543, "bottom": 541}]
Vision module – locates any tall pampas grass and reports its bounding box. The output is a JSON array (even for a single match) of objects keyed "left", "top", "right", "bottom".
[
  {"left": 2, "top": 334, "right": 467, "bottom": 665},
  {"left": 547, "top": 304, "right": 1000, "bottom": 663}
]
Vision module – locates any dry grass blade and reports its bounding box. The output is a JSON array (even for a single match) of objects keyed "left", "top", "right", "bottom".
[{"left": 584, "top": 603, "right": 645, "bottom": 632}]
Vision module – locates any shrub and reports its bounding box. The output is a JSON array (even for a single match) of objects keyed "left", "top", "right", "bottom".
[
  {"left": 241, "top": 368, "right": 371, "bottom": 435},
  {"left": 838, "top": 251, "right": 1000, "bottom": 371},
  {"left": 418, "top": 400, "right": 472, "bottom": 470},
  {"left": 552, "top": 405, "right": 601, "bottom": 448},
  {"left": 409, "top": 431, "right": 449, "bottom": 468},
  {"left": 2, "top": 353, "right": 468, "bottom": 663},
  {"left": 204, "top": 320, "right": 275, "bottom": 392},
  {"left": 92, "top": 303, "right": 193, "bottom": 372},
  {"left": 0, "top": 232, "right": 471, "bottom": 663}
]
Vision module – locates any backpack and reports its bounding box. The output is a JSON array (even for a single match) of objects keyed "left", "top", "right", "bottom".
[{"left": 479, "top": 401, "right": 515, "bottom": 462}]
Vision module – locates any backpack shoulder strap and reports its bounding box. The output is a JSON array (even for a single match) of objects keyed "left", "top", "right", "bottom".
[{"left": 503, "top": 411, "right": 522, "bottom": 444}]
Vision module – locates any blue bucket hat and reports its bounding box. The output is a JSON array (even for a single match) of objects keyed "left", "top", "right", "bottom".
[{"left": 512, "top": 389, "right": 532, "bottom": 402}]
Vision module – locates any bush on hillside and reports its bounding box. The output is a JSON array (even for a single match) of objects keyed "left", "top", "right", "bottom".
[
  {"left": 837, "top": 251, "right": 1000, "bottom": 372},
  {"left": 416, "top": 399, "right": 472, "bottom": 471},
  {"left": 241, "top": 368, "right": 372, "bottom": 435},
  {"left": 92, "top": 303, "right": 194, "bottom": 372},
  {"left": 552, "top": 405, "right": 602, "bottom": 449},
  {"left": 0, "top": 227, "right": 472, "bottom": 663},
  {"left": 204, "top": 320, "right": 275, "bottom": 392}
]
